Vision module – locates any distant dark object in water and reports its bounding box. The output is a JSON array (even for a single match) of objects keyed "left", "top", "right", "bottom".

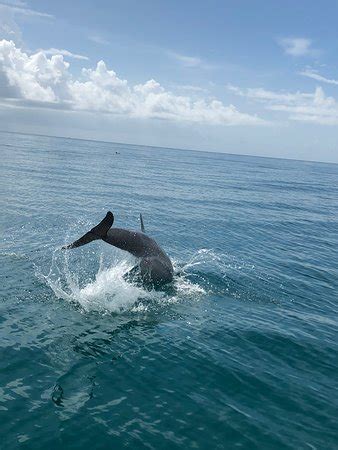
[{"left": 62, "top": 211, "right": 173, "bottom": 285}]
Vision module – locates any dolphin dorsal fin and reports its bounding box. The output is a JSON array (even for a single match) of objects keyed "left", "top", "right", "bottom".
[{"left": 140, "top": 213, "right": 145, "bottom": 233}]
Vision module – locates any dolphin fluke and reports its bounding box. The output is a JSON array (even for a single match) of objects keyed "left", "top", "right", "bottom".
[
  {"left": 91, "top": 211, "right": 114, "bottom": 236},
  {"left": 62, "top": 211, "right": 114, "bottom": 249}
]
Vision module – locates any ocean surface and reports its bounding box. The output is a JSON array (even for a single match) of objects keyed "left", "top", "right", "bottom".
[{"left": 1, "top": 130, "right": 337, "bottom": 449}]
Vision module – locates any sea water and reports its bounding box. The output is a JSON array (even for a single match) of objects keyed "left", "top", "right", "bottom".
[{"left": 1, "top": 131, "right": 337, "bottom": 449}]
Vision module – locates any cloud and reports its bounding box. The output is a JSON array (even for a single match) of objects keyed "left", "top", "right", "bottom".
[
  {"left": 88, "top": 35, "right": 110, "bottom": 45},
  {"left": 299, "top": 69, "right": 338, "bottom": 86},
  {"left": 229, "top": 83, "right": 338, "bottom": 125},
  {"left": 174, "top": 84, "right": 208, "bottom": 93},
  {"left": 0, "top": 1, "right": 53, "bottom": 18},
  {"left": 278, "top": 38, "right": 314, "bottom": 56},
  {"left": 168, "top": 51, "right": 215, "bottom": 69},
  {"left": 0, "top": 4, "right": 22, "bottom": 42},
  {"left": 269, "top": 93, "right": 338, "bottom": 125},
  {"left": 169, "top": 51, "right": 202, "bottom": 67},
  {"left": 1, "top": 1, "right": 27, "bottom": 7},
  {"left": 227, "top": 84, "right": 312, "bottom": 103},
  {"left": 0, "top": 1, "right": 52, "bottom": 44},
  {"left": 40, "top": 48, "right": 89, "bottom": 61},
  {"left": 0, "top": 40, "right": 70, "bottom": 102},
  {"left": 0, "top": 39, "right": 266, "bottom": 126}
]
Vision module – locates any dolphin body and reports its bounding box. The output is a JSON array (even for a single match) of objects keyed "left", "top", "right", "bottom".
[{"left": 62, "top": 211, "right": 174, "bottom": 285}]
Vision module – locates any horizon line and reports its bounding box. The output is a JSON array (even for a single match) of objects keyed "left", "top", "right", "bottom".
[{"left": 0, "top": 129, "right": 336, "bottom": 166}]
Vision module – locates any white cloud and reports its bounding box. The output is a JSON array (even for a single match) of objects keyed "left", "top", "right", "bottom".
[
  {"left": 0, "top": 4, "right": 21, "bottom": 42},
  {"left": 0, "top": 40, "right": 70, "bottom": 101},
  {"left": 227, "top": 84, "right": 312, "bottom": 103},
  {"left": 168, "top": 51, "right": 215, "bottom": 69},
  {"left": 88, "top": 35, "right": 110, "bottom": 45},
  {"left": 174, "top": 84, "right": 208, "bottom": 93},
  {"left": 0, "top": 1, "right": 52, "bottom": 44},
  {"left": 278, "top": 38, "right": 314, "bottom": 56},
  {"left": 229, "top": 83, "right": 338, "bottom": 125},
  {"left": 40, "top": 48, "right": 89, "bottom": 61},
  {"left": 299, "top": 69, "right": 338, "bottom": 86},
  {"left": 0, "top": 39, "right": 266, "bottom": 126},
  {"left": 169, "top": 51, "right": 202, "bottom": 67},
  {"left": 0, "top": 1, "right": 53, "bottom": 18},
  {"left": 1, "top": 1, "right": 27, "bottom": 7}
]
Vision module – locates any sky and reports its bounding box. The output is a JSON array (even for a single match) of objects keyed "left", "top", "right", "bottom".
[{"left": 1, "top": 0, "right": 338, "bottom": 162}]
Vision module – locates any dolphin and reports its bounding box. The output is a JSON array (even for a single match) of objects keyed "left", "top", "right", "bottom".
[{"left": 62, "top": 211, "right": 174, "bottom": 285}]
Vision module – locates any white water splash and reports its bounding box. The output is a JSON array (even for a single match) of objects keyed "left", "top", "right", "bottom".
[
  {"left": 180, "top": 248, "right": 242, "bottom": 275},
  {"left": 39, "top": 252, "right": 147, "bottom": 313},
  {"left": 38, "top": 248, "right": 207, "bottom": 314}
]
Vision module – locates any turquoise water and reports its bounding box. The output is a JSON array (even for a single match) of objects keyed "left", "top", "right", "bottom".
[{"left": 1, "top": 131, "right": 337, "bottom": 449}]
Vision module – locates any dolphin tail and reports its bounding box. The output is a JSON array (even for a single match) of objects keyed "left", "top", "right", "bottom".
[
  {"left": 140, "top": 213, "right": 145, "bottom": 232},
  {"left": 62, "top": 211, "right": 114, "bottom": 249}
]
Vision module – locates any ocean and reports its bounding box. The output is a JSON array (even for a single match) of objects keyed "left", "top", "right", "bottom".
[{"left": 1, "top": 131, "right": 337, "bottom": 449}]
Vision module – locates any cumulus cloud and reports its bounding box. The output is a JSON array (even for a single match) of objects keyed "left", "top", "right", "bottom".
[
  {"left": 278, "top": 38, "right": 314, "bottom": 56},
  {"left": 299, "top": 69, "right": 338, "bottom": 86},
  {"left": 229, "top": 83, "right": 338, "bottom": 125},
  {"left": 0, "top": 39, "right": 266, "bottom": 126},
  {"left": 0, "top": 40, "right": 71, "bottom": 101}
]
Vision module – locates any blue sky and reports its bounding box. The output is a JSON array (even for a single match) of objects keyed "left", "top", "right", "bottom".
[{"left": 1, "top": 0, "right": 338, "bottom": 162}]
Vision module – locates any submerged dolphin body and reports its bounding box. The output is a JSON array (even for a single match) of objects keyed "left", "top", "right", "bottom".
[{"left": 62, "top": 211, "right": 174, "bottom": 285}]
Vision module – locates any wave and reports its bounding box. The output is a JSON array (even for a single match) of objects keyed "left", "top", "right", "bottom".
[{"left": 0, "top": 251, "right": 28, "bottom": 260}]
